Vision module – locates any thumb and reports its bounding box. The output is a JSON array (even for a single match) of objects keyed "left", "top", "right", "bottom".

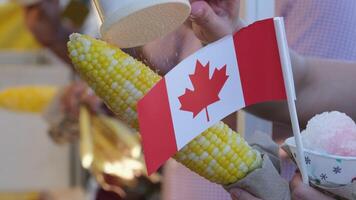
[
  {"left": 190, "top": 1, "right": 219, "bottom": 28},
  {"left": 190, "top": 1, "right": 231, "bottom": 43}
]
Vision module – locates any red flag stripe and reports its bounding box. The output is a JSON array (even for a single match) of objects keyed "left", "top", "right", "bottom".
[
  {"left": 233, "top": 18, "right": 287, "bottom": 106},
  {"left": 137, "top": 78, "right": 177, "bottom": 175}
]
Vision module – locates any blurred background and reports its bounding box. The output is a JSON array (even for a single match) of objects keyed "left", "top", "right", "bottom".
[{"left": 0, "top": 0, "right": 274, "bottom": 199}]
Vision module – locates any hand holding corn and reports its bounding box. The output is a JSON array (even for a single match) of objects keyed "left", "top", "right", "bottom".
[
  {"left": 67, "top": 33, "right": 262, "bottom": 185},
  {"left": 61, "top": 82, "right": 101, "bottom": 117}
]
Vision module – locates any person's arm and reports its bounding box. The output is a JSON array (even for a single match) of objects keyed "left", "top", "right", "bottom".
[
  {"left": 24, "top": 0, "right": 75, "bottom": 64},
  {"left": 44, "top": 26, "right": 73, "bottom": 64},
  {"left": 246, "top": 52, "right": 356, "bottom": 127},
  {"left": 187, "top": 0, "right": 356, "bottom": 127}
]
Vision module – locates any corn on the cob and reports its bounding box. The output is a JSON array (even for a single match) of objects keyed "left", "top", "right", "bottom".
[
  {"left": 68, "top": 33, "right": 262, "bottom": 185},
  {"left": 0, "top": 86, "right": 57, "bottom": 113}
]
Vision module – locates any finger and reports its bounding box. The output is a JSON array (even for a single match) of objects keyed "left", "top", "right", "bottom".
[
  {"left": 290, "top": 172, "right": 303, "bottom": 190},
  {"left": 61, "top": 82, "right": 85, "bottom": 116},
  {"left": 209, "top": 0, "right": 243, "bottom": 32},
  {"left": 60, "top": 87, "right": 72, "bottom": 112},
  {"left": 291, "top": 173, "right": 334, "bottom": 200},
  {"left": 41, "top": 0, "right": 60, "bottom": 18},
  {"left": 225, "top": 0, "right": 240, "bottom": 17},
  {"left": 71, "top": 84, "right": 88, "bottom": 115},
  {"left": 292, "top": 185, "right": 334, "bottom": 200},
  {"left": 190, "top": 1, "right": 220, "bottom": 29},
  {"left": 190, "top": 1, "right": 232, "bottom": 42},
  {"left": 230, "top": 188, "right": 261, "bottom": 200},
  {"left": 81, "top": 95, "right": 101, "bottom": 114},
  {"left": 67, "top": 93, "right": 79, "bottom": 117},
  {"left": 230, "top": 194, "right": 238, "bottom": 200}
]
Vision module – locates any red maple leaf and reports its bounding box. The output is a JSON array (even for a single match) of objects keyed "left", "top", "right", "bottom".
[{"left": 178, "top": 60, "right": 229, "bottom": 122}]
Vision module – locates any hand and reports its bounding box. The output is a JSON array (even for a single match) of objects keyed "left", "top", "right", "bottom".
[
  {"left": 290, "top": 173, "right": 335, "bottom": 200},
  {"left": 230, "top": 188, "right": 262, "bottom": 200},
  {"left": 189, "top": 0, "right": 244, "bottom": 44},
  {"left": 138, "top": 24, "right": 203, "bottom": 75},
  {"left": 24, "top": 0, "right": 67, "bottom": 46},
  {"left": 60, "top": 82, "right": 101, "bottom": 118}
]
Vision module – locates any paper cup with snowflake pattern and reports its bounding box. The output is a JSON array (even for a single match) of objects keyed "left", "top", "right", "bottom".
[{"left": 284, "top": 137, "right": 356, "bottom": 187}]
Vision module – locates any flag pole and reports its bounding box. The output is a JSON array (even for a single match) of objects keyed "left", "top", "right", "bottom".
[{"left": 273, "top": 17, "right": 309, "bottom": 184}]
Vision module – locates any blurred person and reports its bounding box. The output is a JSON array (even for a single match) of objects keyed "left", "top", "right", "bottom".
[
  {"left": 24, "top": 0, "right": 100, "bottom": 64},
  {"left": 273, "top": 0, "right": 356, "bottom": 146},
  {"left": 24, "top": 1, "right": 160, "bottom": 200},
  {"left": 23, "top": 0, "right": 238, "bottom": 198},
  {"left": 277, "top": 0, "right": 356, "bottom": 61},
  {"left": 0, "top": 2, "right": 40, "bottom": 50}
]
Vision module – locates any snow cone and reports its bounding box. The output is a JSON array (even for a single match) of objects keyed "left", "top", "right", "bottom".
[
  {"left": 302, "top": 111, "right": 356, "bottom": 157},
  {"left": 284, "top": 111, "right": 356, "bottom": 199}
]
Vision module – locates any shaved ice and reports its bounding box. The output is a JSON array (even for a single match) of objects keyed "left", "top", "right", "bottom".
[{"left": 302, "top": 111, "right": 356, "bottom": 157}]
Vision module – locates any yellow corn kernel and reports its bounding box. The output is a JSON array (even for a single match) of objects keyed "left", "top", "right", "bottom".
[{"left": 0, "top": 86, "right": 57, "bottom": 113}]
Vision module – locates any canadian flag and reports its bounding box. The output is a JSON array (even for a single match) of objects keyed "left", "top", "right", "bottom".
[{"left": 138, "top": 18, "right": 294, "bottom": 174}]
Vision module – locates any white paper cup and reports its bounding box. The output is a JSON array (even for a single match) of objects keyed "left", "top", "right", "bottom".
[
  {"left": 94, "top": 0, "right": 191, "bottom": 48},
  {"left": 284, "top": 137, "right": 356, "bottom": 187}
]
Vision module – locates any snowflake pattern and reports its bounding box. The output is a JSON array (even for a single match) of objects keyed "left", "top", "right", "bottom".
[
  {"left": 320, "top": 173, "right": 328, "bottom": 181},
  {"left": 333, "top": 166, "right": 342, "bottom": 174},
  {"left": 305, "top": 156, "right": 311, "bottom": 165}
]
